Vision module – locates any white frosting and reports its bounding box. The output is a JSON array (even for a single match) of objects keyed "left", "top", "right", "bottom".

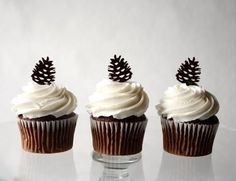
[
  {"left": 12, "top": 82, "right": 77, "bottom": 118},
  {"left": 156, "top": 84, "right": 219, "bottom": 122},
  {"left": 87, "top": 79, "right": 149, "bottom": 119}
]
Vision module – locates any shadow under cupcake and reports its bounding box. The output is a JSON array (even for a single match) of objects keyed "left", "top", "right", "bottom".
[
  {"left": 156, "top": 152, "right": 215, "bottom": 181},
  {"left": 14, "top": 150, "right": 77, "bottom": 181}
]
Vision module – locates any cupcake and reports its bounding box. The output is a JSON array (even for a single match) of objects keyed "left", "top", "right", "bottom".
[
  {"left": 156, "top": 57, "right": 219, "bottom": 156},
  {"left": 12, "top": 57, "right": 77, "bottom": 153},
  {"left": 87, "top": 55, "right": 149, "bottom": 163}
]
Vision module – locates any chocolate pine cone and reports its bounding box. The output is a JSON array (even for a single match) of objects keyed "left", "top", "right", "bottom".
[
  {"left": 18, "top": 114, "right": 77, "bottom": 153},
  {"left": 161, "top": 116, "right": 219, "bottom": 156},
  {"left": 91, "top": 115, "right": 147, "bottom": 155}
]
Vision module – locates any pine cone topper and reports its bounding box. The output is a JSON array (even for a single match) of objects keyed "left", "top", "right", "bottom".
[
  {"left": 31, "top": 57, "right": 55, "bottom": 85},
  {"left": 176, "top": 57, "right": 201, "bottom": 86},
  {"left": 108, "top": 55, "right": 132, "bottom": 82}
]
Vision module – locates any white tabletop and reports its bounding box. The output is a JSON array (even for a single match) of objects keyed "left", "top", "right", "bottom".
[{"left": 0, "top": 114, "right": 235, "bottom": 181}]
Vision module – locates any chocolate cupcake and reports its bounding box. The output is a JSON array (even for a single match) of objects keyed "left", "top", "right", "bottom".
[
  {"left": 87, "top": 55, "right": 149, "bottom": 163},
  {"left": 12, "top": 57, "right": 77, "bottom": 153},
  {"left": 156, "top": 57, "right": 219, "bottom": 156}
]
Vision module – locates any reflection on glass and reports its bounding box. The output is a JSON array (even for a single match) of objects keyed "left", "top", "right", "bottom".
[
  {"left": 90, "top": 158, "right": 145, "bottom": 181},
  {"left": 99, "top": 162, "right": 131, "bottom": 181},
  {"left": 14, "top": 150, "right": 77, "bottom": 181},
  {"left": 157, "top": 152, "right": 215, "bottom": 181},
  {"left": 93, "top": 151, "right": 142, "bottom": 164}
]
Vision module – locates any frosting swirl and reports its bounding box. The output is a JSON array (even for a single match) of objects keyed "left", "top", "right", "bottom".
[
  {"left": 12, "top": 82, "right": 77, "bottom": 118},
  {"left": 156, "top": 84, "right": 219, "bottom": 122},
  {"left": 87, "top": 79, "right": 149, "bottom": 119}
]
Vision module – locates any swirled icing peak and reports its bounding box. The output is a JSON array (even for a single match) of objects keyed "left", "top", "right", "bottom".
[
  {"left": 12, "top": 82, "right": 77, "bottom": 118},
  {"left": 87, "top": 79, "right": 149, "bottom": 119},
  {"left": 156, "top": 84, "right": 219, "bottom": 122}
]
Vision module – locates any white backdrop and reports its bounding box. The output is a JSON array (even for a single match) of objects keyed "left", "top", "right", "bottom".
[{"left": 0, "top": 0, "right": 235, "bottom": 129}]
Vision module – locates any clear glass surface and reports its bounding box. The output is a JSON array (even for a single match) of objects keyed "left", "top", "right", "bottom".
[
  {"left": 0, "top": 115, "right": 235, "bottom": 181},
  {"left": 92, "top": 151, "right": 142, "bottom": 164}
]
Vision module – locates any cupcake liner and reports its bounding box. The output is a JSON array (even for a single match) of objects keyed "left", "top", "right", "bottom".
[
  {"left": 18, "top": 114, "right": 78, "bottom": 153},
  {"left": 161, "top": 117, "right": 219, "bottom": 156},
  {"left": 91, "top": 116, "right": 147, "bottom": 155}
]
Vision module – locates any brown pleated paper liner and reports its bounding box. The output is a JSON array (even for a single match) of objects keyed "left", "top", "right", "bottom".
[
  {"left": 18, "top": 114, "right": 77, "bottom": 153},
  {"left": 91, "top": 116, "right": 147, "bottom": 155},
  {"left": 161, "top": 116, "right": 219, "bottom": 156}
]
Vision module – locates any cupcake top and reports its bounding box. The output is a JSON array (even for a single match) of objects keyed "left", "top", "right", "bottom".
[
  {"left": 156, "top": 57, "right": 219, "bottom": 122},
  {"left": 87, "top": 55, "right": 149, "bottom": 119},
  {"left": 12, "top": 57, "right": 77, "bottom": 119}
]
